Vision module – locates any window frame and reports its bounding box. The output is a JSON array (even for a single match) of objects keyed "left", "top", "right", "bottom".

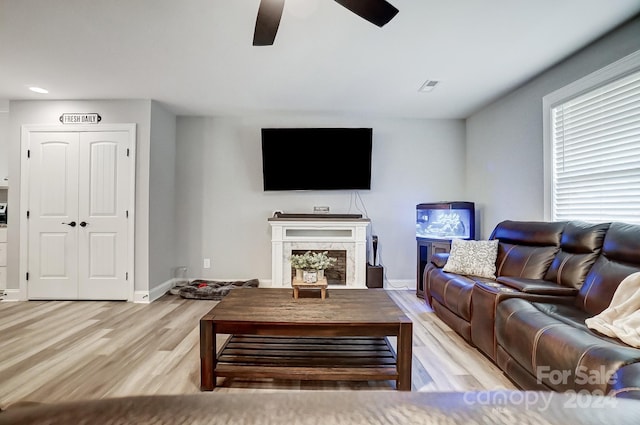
[{"left": 543, "top": 49, "right": 640, "bottom": 222}]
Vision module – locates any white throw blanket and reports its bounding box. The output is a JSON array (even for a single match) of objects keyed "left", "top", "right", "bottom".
[{"left": 585, "top": 271, "right": 640, "bottom": 348}]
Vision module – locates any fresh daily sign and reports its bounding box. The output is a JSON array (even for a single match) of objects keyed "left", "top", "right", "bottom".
[{"left": 59, "top": 113, "right": 102, "bottom": 124}]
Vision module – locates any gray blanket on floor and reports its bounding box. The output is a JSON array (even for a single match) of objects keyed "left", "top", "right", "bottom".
[{"left": 170, "top": 279, "right": 259, "bottom": 300}]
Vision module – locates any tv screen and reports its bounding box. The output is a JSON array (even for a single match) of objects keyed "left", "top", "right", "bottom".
[
  {"left": 416, "top": 202, "right": 476, "bottom": 240},
  {"left": 261, "top": 128, "right": 372, "bottom": 191}
]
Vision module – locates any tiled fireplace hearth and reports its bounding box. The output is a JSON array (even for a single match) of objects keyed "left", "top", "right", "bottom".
[{"left": 269, "top": 216, "right": 371, "bottom": 288}]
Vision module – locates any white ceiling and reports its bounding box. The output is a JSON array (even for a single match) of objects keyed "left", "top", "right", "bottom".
[{"left": 1, "top": 0, "right": 639, "bottom": 119}]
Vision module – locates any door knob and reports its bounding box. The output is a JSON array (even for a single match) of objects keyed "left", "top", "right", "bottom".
[
  {"left": 79, "top": 221, "right": 88, "bottom": 227},
  {"left": 62, "top": 221, "right": 77, "bottom": 227}
]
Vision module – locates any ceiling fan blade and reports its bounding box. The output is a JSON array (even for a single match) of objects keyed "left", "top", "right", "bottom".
[
  {"left": 334, "top": 0, "right": 398, "bottom": 27},
  {"left": 253, "top": 0, "right": 285, "bottom": 46}
]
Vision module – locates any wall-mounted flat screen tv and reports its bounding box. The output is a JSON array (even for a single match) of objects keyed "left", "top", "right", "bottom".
[{"left": 261, "top": 128, "right": 372, "bottom": 191}]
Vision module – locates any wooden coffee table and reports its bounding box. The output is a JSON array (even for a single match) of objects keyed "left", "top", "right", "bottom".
[{"left": 200, "top": 288, "right": 413, "bottom": 391}]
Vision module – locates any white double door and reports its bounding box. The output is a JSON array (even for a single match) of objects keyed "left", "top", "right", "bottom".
[{"left": 26, "top": 129, "right": 133, "bottom": 300}]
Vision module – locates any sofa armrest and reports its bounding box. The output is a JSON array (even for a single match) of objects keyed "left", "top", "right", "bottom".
[
  {"left": 431, "top": 253, "right": 449, "bottom": 268},
  {"left": 610, "top": 363, "right": 640, "bottom": 400},
  {"left": 496, "top": 276, "right": 579, "bottom": 296}
]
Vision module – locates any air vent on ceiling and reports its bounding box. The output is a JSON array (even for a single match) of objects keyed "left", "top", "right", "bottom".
[{"left": 419, "top": 80, "right": 440, "bottom": 92}]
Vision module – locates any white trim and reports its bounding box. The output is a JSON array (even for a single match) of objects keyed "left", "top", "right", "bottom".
[
  {"left": 230, "top": 278, "right": 412, "bottom": 290},
  {"left": 125, "top": 126, "right": 137, "bottom": 302},
  {"left": 19, "top": 126, "right": 31, "bottom": 301},
  {"left": 133, "top": 290, "right": 151, "bottom": 303},
  {"left": 19, "top": 124, "right": 137, "bottom": 301},
  {"left": 18, "top": 126, "right": 30, "bottom": 301},
  {"left": 543, "top": 49, "right": 640, "bottom": 221},
  {"left": 0, "top": 289, "right": 21, "bottom": 301},
  {"left": 164, "top": 278, "right": 410, "bottom": 291},
  {"left": 148, "top": 278, "right": 176, "bottom": 302},
  {"left": 256, "top": 279, "right": 271, "bottom": 287},
  {"left": 385, "top": 279, "right": 415, "bottom": 290}
]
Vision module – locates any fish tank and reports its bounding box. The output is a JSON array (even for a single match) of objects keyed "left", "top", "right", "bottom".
[{"left": 416, "top": 202, "right": 475, "bottom": 240}]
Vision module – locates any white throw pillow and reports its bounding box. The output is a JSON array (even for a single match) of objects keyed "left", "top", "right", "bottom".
[{"left": 443, "top": 239, "right": 499, "bottom": 279}]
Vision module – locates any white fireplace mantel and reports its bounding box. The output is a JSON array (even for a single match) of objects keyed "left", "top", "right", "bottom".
[{"left": 268, "top": 216, "right": 371, "bottom": 288}]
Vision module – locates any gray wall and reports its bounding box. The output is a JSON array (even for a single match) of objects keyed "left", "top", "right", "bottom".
[
  {"left": 7, "top": 100, "right": 153, "bottom": 293},
  {"left": 149, "top": 101, "right": 178, "bottom": 290},
  {"left": 175, "top": 115, "right": 466, "bottom": 287},
  {"left": 7, "top": 16, "right": 638, "bottom": 294},
  {"left": 466, "top": 16, "right": 640, "bottom": 237}
]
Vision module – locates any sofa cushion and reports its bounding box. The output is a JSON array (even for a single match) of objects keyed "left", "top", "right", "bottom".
[
  {"left": 490, "top": 220, "right": 566, "bottom": 246},
  {"left": 443, "top": 239, "right": 498, "bottom": 279},
  {"left": 491, "top": 221, "right": 565, "bottom": 279},
  {"left": 496, "top": 298, "right": 640, "bottom": 394},
  {"left": 431, "top": 299, "right": 472, "bottom": 342},
  {"left": 496, "top": 277, "right": 578, "bottom": 296},
  {"left": 495, "top": 243, "right": 560, "bottom": 279},
  {"left": 3, "top": 391, "right": 640, "bottom": 424},
  {"left": 544, "top": 222, "right": 609, "bottom": 289},
  {"left": 426, "top": 266, "right": 475, "bottom": 321},
  {"left": 576, "top": 222, "right": 640, "bottom": 315}
]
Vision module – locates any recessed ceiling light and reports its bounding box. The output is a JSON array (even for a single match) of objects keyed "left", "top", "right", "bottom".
[{"left": 29, "top": 86, "right": 49, "bottom": 94}]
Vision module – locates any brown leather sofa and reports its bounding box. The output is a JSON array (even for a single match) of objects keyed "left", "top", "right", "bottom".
[{"left": 424, "top": 220, "right": 640, "bottom": 399}]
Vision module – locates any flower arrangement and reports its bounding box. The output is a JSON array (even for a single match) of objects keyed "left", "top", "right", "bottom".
[
  {"left": 290, "top": 253, "right": 310, "bottom": 269},
  {"left": 290, "top": 251, "right": 337, "bottom": 271}
]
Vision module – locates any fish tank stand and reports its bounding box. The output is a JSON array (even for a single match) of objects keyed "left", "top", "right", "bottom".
[{"left": 415, "top": 201, "right": 475, "bottom": 299}]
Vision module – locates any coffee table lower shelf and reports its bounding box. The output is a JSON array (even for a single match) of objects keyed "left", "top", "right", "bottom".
[{"left": 214, "top": 335, "right": 399, "bottom": 384}]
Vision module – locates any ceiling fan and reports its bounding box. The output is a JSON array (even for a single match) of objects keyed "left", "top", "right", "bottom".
[{"left": 253, "top": 0, "right": 399, "bottom": 46}]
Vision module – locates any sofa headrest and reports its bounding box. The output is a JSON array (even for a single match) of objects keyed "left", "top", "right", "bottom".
[
  {"left": 544, "top": 222, "right": 610, "bottom": 289},
  {"left": 602, "top": 222, "right": 640, "bottom": 266},
  {"left": 577, "top": 222, "right": 640, "bottom": 315},
  {"left": 560, "top": 221, "right": 610, "bottom": 253},
  {"left": 490, "top": 220, "right": 566, "bottom": 246}
]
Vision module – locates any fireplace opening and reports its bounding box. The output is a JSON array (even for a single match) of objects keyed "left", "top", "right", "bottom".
[{"left": 291, "top": 250, "right": 347, "bottom": 285}]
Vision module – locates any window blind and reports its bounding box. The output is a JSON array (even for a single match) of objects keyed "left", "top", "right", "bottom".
[{"left": 551, "top": 69, "right": 640, "bottom": 224}]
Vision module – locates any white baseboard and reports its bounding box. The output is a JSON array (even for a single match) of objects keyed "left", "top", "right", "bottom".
[
  {"left": 150, "top": 278, "right": 175, "bottom": 302},
  {"left": 0, "top": 289, "right": 22, "bottom": 301},
  {"left": 139, "top": 278, "right": 413, "bottom": 294},
  {"left": 133, "top": 291, "right": 151, "bottom": 303},
  {"left": 0, "top": 279, "right": 415, "bottom": 303},
  {"left": 257, "top": 279, "right": 271, "bottom": 288},
  {"left": 134, "top": 278, "right": 176, "bottom": 303},
  {"left": 242, "top": 279, "right": 414, "bottom": 290},
  {"left": 384, "top": 279, "right": 415, "bottom": 290}
]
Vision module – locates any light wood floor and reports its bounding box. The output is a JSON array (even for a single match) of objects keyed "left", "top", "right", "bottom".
[{"left": 0, "top": 290, "right": 514, "bottom": 408}]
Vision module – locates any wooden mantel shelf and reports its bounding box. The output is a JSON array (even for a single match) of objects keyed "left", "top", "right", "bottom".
[{"left": 269, "top": 212, "right": 366, "bottom": 221}]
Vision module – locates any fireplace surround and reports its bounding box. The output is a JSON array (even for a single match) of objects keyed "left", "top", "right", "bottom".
[
  {"left": 291, "top": 250, "right": 347, "bottom": 285},
  {"left": 268, "top": 215, "right": 371, "bottom": 288}
]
